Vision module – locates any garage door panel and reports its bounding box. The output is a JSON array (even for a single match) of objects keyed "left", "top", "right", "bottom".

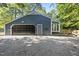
[{"left": 12, "top": 25, "right": 35, "bottom": 35}]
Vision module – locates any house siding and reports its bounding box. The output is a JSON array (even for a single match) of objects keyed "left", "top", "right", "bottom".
[{"left": 5, "top": 14, "right": 51, "bottom": 35}]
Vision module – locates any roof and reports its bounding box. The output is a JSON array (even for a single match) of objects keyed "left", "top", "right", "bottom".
[
  {"left": 5, "top": 10, "right": 59, "bottom": 25},
  {"left": 5, "top": 12, "right": 51, "bottom": 25}
]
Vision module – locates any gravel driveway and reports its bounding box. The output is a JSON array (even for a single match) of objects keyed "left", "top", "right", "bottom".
[{"left": 0, "top": 36, "right": 79, "bottom": 56}]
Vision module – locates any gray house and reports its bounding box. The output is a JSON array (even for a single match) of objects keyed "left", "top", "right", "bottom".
[{"left": 4, "top": 13, "right": 60, "bottom": 35}]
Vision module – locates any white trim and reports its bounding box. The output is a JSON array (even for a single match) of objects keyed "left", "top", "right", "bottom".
[
  {"left": 56, "top": 23, "right": 59, "bottom": 31},
  {"left": 51, "top": 20, "right": 52, "bottom": 35},
  {"left": 4, "top": 25, "right": 6, "bottom": 35},
  {"left": 52, "top": 21, "right": 60, "bottom": 32},
  {"left": 10, "top": 24, "right": 36, "bottom": 35},
  {"left": 51, "top": 20, "right": 60, "bottom": 35},
  {"left": 57, "top": 22, "right": 60, "bottom": 32}
]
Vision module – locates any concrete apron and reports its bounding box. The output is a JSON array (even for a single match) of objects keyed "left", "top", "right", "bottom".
[{"left": 0, "top": 35, "right": 78, "bottom": 40}]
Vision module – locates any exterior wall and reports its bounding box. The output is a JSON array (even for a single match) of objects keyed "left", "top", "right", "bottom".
[{"left": 5, "top": 15, "right": 51, "bottom": 35}]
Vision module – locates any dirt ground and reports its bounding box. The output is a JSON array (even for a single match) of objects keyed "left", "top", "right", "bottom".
[{"left": 0, "top": 36, "right": 79, "bottom": 56}]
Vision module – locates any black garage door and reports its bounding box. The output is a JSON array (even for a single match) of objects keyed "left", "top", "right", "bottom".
[{"left": 12, "top": 25, "right": 35, "bottom": 35}]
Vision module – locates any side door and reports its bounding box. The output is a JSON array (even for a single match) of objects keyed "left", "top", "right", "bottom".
[{"left": 37, "top": 24, "right": 43, "bottom": 35}]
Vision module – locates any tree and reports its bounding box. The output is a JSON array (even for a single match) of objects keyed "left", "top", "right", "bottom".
[
  {"left": 57, "top": 3, "right": 79, "bottom": 30},
  {"left": 0, "top": 3, "right": 46, "bottom": 29}
]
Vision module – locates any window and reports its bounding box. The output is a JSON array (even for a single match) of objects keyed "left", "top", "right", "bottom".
[{"left": 52, "top": 22, "right": 60, "bottom": 32}]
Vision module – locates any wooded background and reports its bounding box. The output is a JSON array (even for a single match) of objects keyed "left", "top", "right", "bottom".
[{"left": 0, "top": 3, "right": 79, "bottom": 35}]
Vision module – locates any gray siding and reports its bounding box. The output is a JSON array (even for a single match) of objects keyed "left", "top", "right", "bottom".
[{"left": 5, "top": 14, "right": 51, "bottom": 35}]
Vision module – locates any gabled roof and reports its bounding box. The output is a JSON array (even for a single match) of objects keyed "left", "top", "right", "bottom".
[
  {"left": 5, "top": 10, "right": 60, "bottom": 25},
  {"left": 5, "top": 12, "right": 51, "bottom": 25}
]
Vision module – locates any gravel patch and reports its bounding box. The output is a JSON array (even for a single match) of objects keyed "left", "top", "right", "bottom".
[{"left": 0, "top": 36, "right": 79, "bottom": 56}]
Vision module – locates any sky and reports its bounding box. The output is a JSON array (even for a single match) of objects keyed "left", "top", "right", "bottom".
[{"left": 41, "top": 3, "right": 57, "bottom": 13}]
